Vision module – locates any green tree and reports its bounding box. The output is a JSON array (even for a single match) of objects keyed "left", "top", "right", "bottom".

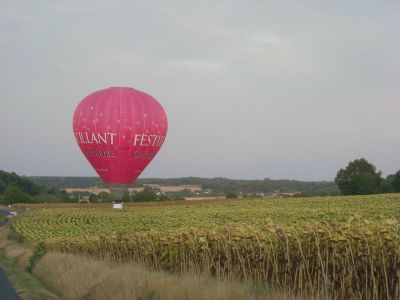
[
  {"left": 2, "top": 186, "right": 32, "bottom": 205},
  {"left": 32, "top": 193, "right": 60, "bottom": 203},
  {"left": 225, "top": 191, "right": 238, "bottom": 199},
  {"left": 377, "top": 181, "right": 394, "bottom": 194},
  {"left": 335, "top": 159, "right": 383, "bottom": 195},
  {"left": 97, "top": 192, "right": 112, "bottom": 203},
  {"left": 89, "top": 194, "right": 99, "bottom": 203},
  {"left": 0, "top": 179, "right": 6, "bottom": 194},
  {"left": 132, "top": 186, "right": 158, "bottom": 202},
  {"left": 0, "top": 170, "right": 42, "bottom": 196},
  {"left": 387, "top": 170, "right": 400, "bottom": 192},
  {"left": 121, "top": 191, "right": 131, "bottom": 202},
  {"left": 57, "top": 189, "right": 71, "bottom": 202}
]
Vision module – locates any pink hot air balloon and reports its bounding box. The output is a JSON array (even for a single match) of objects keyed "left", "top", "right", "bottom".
[{"left": 73, "top": 87, "right": 168, "bottom": 184}]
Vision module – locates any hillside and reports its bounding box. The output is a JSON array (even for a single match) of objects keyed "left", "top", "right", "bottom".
[{"left": 0, "top": 170, "right": 43, "bottom": 196}]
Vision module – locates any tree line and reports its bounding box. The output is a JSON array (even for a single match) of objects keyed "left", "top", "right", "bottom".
[
  {"left": 88, "top": 186, "right": 175, "bottom": 203},
  {"left": 29, "top": 176, "right": 340, "bottom": 196},
  {"left": 0, "top": 170, "right": 180, "bottom": 205},
  {"left": 1, "top": 160, "right": 399, "bottom": 205},
  {"left": 0, "top": 170, "right": 71, "bottom": 205},
  {"left": 335, "top": 158, "right": 400, "bottom": 195}
]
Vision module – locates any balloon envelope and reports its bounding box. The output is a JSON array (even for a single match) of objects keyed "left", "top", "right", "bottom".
[{"left": 73, "top": 87, "right": 168, "bottom": 184}]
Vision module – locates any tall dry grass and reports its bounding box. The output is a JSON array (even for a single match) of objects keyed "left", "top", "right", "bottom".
[
  {"left": 33, "top": 252, "right": 111, "bottom": 299},
  {"left": 0, "top": 227, "right": 32, "bottom": 267},
  {"left": 33, "top": 252, "right": 294, "bottom": 300}
]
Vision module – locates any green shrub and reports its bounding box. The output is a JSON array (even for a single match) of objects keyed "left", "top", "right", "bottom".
[{"left": 26, "top": 242, "right": 47, "bottom": 273}]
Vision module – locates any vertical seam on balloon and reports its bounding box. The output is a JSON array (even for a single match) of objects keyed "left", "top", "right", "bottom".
[
  {"left": 94, "top": 91, "right": 107, "bottom": 136},
  {"left": 152, "top": 98, "right": 155, "bottom": 141},
  {"left": 83, "top": 93, "right": 93, "bottom": 158},
  {"left": 141, "top": 94, "right": 154, "bottom": 176},
  {"left": 120, "top": 88, "right": 130, "bottom": 184},
  {"left": 94, "top": 91, "right": 108, "bottom": 181},
  {"left": 116, "top": 88, "right": 123, "bottom": 184},
  {"left": 138, "top": 91, "right": 145, "bottom": 178},
  {"left": 119, "top": 88, "right": 126, "bottom": 183},
  {"left": 125, "top": 89, "right": 134, "bottom": 183},
  {"left": 151, "top": 97, "right": 158, "bottom": 164},
  {"left": 106, "top": 88, "right": 116, "bottom": 183}
]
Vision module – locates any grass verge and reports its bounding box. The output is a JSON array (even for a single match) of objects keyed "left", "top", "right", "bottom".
[
  {"left": 0, "top": 250, "right": 59, "bottom": 300},
  {"left": 33, "top": 252, "right": 298, "bottom": 300},
  {"left": 0, "top": 226, "right": 59, "bottom": 300}
]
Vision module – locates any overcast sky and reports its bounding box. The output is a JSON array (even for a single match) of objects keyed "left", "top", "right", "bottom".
[{"left": 0, "top": 1, "right": 399, "bottom": 181}]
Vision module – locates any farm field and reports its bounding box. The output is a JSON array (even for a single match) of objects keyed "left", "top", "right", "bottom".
[{"left": 11, "top": 194, "right": 400, "bottom": 299}]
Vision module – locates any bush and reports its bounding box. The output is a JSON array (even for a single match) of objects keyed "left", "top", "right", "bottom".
[
  {"left": 32, "top": 193, "right": 61, "bottom": 203},
  {"left": 225, "top": 191, "right": 238, "bottom": 199},
  {"left": 121, "top": 192, "right": 131, "bottom": 202},
  {"left": 132, "top": 186, "right": 158, "bottom": 202},
  {"left": 89, "top": 194, "right": 99, "bottom": 203},
  {"left": 26, "top": 242, "right": 47, "bottom": 273},
  {"left": 2, "top": 186, "right": 32, "bottom": 205}
]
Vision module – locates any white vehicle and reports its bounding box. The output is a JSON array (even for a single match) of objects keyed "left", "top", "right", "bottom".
[
  {"left": 112, "top": 200, "right": 123, "bottom": 209},
  {"left": 3, "top": 211, "right": 17, "bottom": 221}
]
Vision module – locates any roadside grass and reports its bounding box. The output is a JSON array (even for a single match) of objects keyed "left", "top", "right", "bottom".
[
  {"left": 0, "top": 226, "right": 59, "bottom": 299},
  {"left": 0, "top": 247, "right": 59, "bottom": 300},
  {"left": 34, "top": 252, "right": 298, "bottom": 300}
]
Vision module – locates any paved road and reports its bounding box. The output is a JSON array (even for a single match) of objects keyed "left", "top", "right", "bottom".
[
  {"left": 0, "top": 209, "right": 21, "bottom": 300},
  {"left": 0, "top": 209, "right": 11, "bottom": 226},
  {"left": 0, "top": 267, "right": 20, "bottom": 300}
]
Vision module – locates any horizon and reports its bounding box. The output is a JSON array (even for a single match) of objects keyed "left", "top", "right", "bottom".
[{"left": 3, "top": 168, "right": 343, "bottom": 183}]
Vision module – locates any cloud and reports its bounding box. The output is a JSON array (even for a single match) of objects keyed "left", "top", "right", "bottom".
[
  {"left": 102, "top": 51, "right": 156, "bottom": 66},
  {"left": 156, "top": 15, "right": 319, "bottom": 75},
  {"left": 210, "top": 30, "right": 320, "bottom": 75},
  {"left": 0, "top": 7, "right": 40, "bottom": 26},
  {"left": 246, "top": 32, "right": 293, "bottom": 47},
  {"left": 165, "top": 58, "right": 224, "bottom": 73}
]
